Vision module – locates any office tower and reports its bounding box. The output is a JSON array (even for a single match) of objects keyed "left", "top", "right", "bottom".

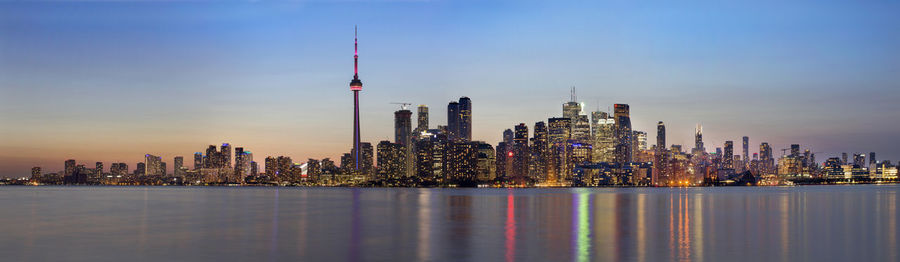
[
  {"left": 562, "top": 87, "right": 581, "bottom": 120},
  {"left": 394, "top": 109, "right": 412, "bottom": 145},
  {"left": 144, "top": 154, "right": 163, "bottom": 176},
  {"left": 447, "top": 101, "right": 459, "bottom": 141},
  {"left": 173, "top": 156, "right": 184, "bottom": 177},
  {"left": 495, "top": 142, "right": 511, "bottom": 179},
  {"left": 512, "top": 123, "right": 530, "bottom": 181},
  {"left": 476, "top": 142, "right": 496, "bottom": 181},
  {"left": 192, "top": 153, "right": 202, "bottom": 170},
  {"left": 870, "top": 152, "right": 876, "bottom": 165},
  {"left": 31, "top": 167, "right": 41, "bottom": 181},
  {"left": 415, "top": 139, "right": 436, "bottom": 179},
  {"left": 136, "top": 162, "right": 146, "bottom": 176},
  {"left": 724, "top": 141, "right": 734, "bottom": 169},
  {"left": 591, "top": 111, "right": 616, "bottom": 163},
  {"left": 656, "top": 121, "right": 666, "bottom": 151},
  {"left": 530, "top": 121, "right": 549, "bottom": 182},
  {"left": 356, "top": 142, "right": 374, "bottom": 178},
  {"left": 503, "top": 128, "right": 514, "bottom": 144},
  {"left": 548, "top": 117, "right": 572, "bottom": 181},
  {"left": 572, "top": 115, "right": 591, "bottom": 143},
  {"left": 160, "top": 162, "right": 167, "bottom": 176},
  {"left": 95, "top": 162, "right": 103, "bottom": 176},
  {"left": 394, "top": 108, "right": 413, "bottom": 177},
  {"left": 853, "top": 153, "right": 865, "bottom": 167},
  {"left": 790, "top": 144, "right": 800, "bottom": 158},
  {"left": 842, "top": 152, "right": 848, "bottom": 165},
  {"left": 206, "top": 145, "right": 224, "bottom": 168},
  {"left": 377, "top": 141, "right": 405, "bottom": 179},
  {"left": 446, "top": 141, "right": 478, "bottom": 183},
  {"left": 614, "top": 104, "right": 632, "bottom": 163},
  {"left": 693, "top": 124, "right": 705, "bottom": 154},
  {"left": 235, "top": 148, "right": 252, "bottom": 180},
  {"left": 633, "top": 131, "right": 648, "bottom": 151},
  {"left": 824, "top": 158, "right": 844, "bottom": 179},
  {"left": 567, "top": 141, "right": 592, "bottom": 167},
  {"left": 416, "top": 105, "right": 429, "bottom": 133},
  {"left": 548, "top": 118, "right": 572, "bottom": 145},
  {"left": 65, "top": 159, "right": 76, "bottom": 177},
  {"left": 250, "top": 161, "right": 258, "bottom": 176},
  {"left": 349, "top": 27, "right": 364, "bottom": 172},
  {"left": 221, "top": 143, "right": 232, "bottom": 168},
  {"left": 458, "top": 97, "right": 472, "bottom": 142},
  {"left": 742, "top": 136, "right": 749, "bottom": 168}
]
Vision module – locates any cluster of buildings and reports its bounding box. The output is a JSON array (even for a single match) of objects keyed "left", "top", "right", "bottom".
[{"left": 26, "top": 91, "right": 899, "bottom": 186}]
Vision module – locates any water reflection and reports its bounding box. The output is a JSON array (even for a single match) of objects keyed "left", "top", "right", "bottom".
[
  {"left": 505, "top": 190, "right": 516, "bottom": 262},
  {"left": 1, "top": 186, "right": 899, "bottom": 261}
]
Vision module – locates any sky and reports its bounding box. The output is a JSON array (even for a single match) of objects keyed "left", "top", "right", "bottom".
[{"left": 1, "top": 0, "right": 899, "bottom": 177}]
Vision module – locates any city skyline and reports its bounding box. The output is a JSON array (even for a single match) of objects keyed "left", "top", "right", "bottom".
[{"left": 3, "top": 1, "right": 900, "bottom": 177}]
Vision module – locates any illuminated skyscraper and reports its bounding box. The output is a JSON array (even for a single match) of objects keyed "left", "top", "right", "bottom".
[
  {"left": 395, "top": 108, "right": 413, "bottom": 177},
  {"left": 591, "top": 111, "right": 615, "bottom": 162},
  {"left": 633, "top": 131, "right": 647, "bottom": 151},
  {"left": 221, "top": 143, "right": 232, "bottom": 168},
  {"left": 145, "top": 154, "right": 163, "bottom": 176},
  {"left": 174, "top": 156, "right": 184, "bottom": 177},
  {"left": 65, "top": 159, "right": 76, "bottom": 177},
  {"left": 790, "top": 144, "right": 800, "bottom": 158},
  {"left": 693, "top": 124, "right": 705, "bottom": 154},
  {"left": 476, "top": 142, "right": 496, "bottom": 181},
  {"left": 842, "top": 152, "right": 848, "bottom": 165},
  {"left": 377, "top": 140, "right": 405, "bottom": 179},
  {"left": 723, "top": 141, "right": 734, "bottom": 169},
  {"left": 572, "top": 115, "right": 591, "bottom": 143},
  {"left": 562, "top": 87, "right": 581, "bottom": 120},
  {"left": 742, "top": 136, "right": 749, "bottom": 168},
  {"left": 656, "top": 121, "right": 666, "bottom": 151},
  {"left": 870, "top": 152, "right": 876, "bottom": 165},
  {"left": 458, "top": 97, "right": 472, "bottom": 142},
  {"left": 512, "top": 123, "right": 529, "bottom": 181},
  {"left": 614, "top": 104, "right": 632, "bottom": 164},
  {"left": 530, "top": 121, "right": 549, "bottom": 182},
  {"left": 416, "top": 105, "right": 429, "bottom": 134},
  {"left": 193, "top": 152, "right": 202, "bottom": 170},
  {"left": 395, "top": 109, "right": 412, "bottom": 146},
  {"left": 349, "top": 27, "right": 364, "bottom": 172},
  {"left": 447, "top": 101, "right": 459, "bottom": 141}
]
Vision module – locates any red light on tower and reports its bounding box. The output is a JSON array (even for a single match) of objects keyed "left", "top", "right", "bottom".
[{"left": 508, "top": 151, "right": 514, "bottom": 157}]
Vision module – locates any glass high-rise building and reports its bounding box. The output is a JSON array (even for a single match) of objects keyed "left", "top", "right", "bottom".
[
  {"left": 416, "top": 105, "right": 428, "bottom": 134},
  {"left": 656, "top": 121, "right": 666, "bottom": 151},
  {"left": 458, "top": 97, "right": 472, "bottom": 142},
  {"left": 512, "top": 123, "right": 529, "bottom": 181},
  {"left": 591, "top": 111, "right": 615, "bottom": 163},
  {"left": 447, "top": 101, "right": 459, "bottom": 141},
  {"left": 614, "top": 104, "right": 632, "bottom": 164},
  {"left": 723, "top": 141, "right": 734, "bottom": 169}
]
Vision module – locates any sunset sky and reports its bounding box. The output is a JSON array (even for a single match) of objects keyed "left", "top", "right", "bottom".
[{"left": 2, "top": 0, "right": 899, "bottom": 176}]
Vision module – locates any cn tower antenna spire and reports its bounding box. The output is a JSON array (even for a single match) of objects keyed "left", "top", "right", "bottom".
[{"left": 354, "top": 25, "right": 359, "bottom": 77}]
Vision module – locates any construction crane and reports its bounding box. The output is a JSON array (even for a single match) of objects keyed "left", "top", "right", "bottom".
[{"left": 390, "top": 102, "right": 412, "bottom": 110}]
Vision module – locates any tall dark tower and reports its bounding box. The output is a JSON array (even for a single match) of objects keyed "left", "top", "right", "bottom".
[
  {"left": 447, "top": 101, "right": 460, "bottom": 141},
  {"left": 349, "top": 27, "right": 363, "bottom": 171},
  {"left": 656, "top": 121, "right": 666, "bottom": 151},
  {"left": 458, "top": 97, "right": 472, "bottom": 142}
]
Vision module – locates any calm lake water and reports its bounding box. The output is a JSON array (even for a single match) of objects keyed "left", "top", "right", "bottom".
[{"left": 1, "top": 185, "right": 897, "bottom": 262}]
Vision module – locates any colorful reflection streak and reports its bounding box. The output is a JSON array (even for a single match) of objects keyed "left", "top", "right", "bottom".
[{"left": 505, "top": 190, "right": 516, "bottom": 262}]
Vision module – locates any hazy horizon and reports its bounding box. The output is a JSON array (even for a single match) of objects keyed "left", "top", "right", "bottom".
[{"left": 2, "top": 0, "right": 899, "bottom": 177}]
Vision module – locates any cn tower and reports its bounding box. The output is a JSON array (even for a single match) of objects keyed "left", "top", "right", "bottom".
[{"left": 349, "top": 27, "right": 363, "bottom": 171}]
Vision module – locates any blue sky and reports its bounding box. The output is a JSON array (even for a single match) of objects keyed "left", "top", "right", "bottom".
[{"left": 1, "top": 0, "right": 899, "bottom": 176}]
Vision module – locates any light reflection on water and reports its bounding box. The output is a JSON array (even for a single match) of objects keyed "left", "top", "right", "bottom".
[{"left": 0, "top": 185, "right": 898, "bottom": 261}]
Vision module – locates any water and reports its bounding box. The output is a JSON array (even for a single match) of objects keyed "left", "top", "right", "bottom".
[{"left": 1, "top": 185, "right": 897, "bottom": 262}]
